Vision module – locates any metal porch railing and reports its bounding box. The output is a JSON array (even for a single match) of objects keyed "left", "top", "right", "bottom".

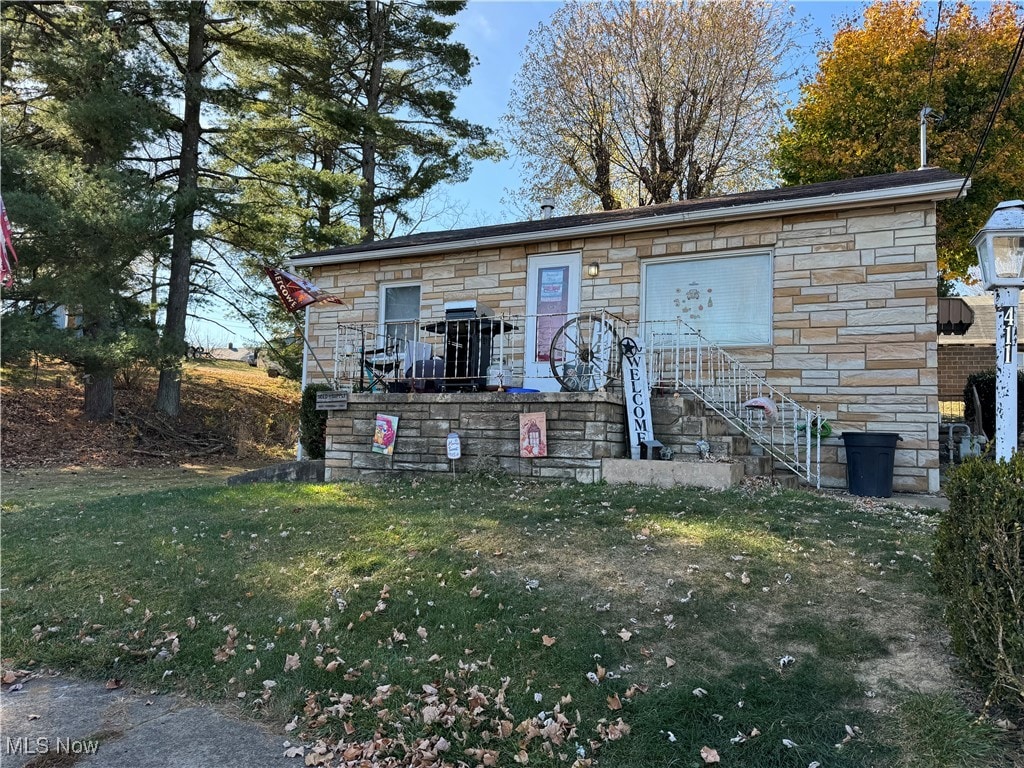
[
  {"left": 640, "top": 320, "right": 822, "bottom": 487},
  {"left": 326, "top": 313, "right": 821, "bottom": 487},
  {"left": 329, "top": 310, "right": 627, "bottom": 393}
]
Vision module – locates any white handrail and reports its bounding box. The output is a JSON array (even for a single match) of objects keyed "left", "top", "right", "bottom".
[{"left": 640, "top": 320, "right": 821, "bottom": 487}]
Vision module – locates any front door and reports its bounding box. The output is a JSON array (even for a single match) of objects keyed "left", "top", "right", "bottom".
[{"left": 524, "top": 252, "right": 581, "bottom": 391}]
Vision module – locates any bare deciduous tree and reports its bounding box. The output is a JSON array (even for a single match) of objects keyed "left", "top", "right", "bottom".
[{"left": 504, "top": 0, "right": 797, "bottom": 214}]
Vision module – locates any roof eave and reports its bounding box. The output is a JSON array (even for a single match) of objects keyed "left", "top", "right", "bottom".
[{"left": 288, "top": 176, "right": 967, "bottom": 268}]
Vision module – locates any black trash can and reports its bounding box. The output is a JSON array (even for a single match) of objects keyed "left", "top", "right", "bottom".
[{"left": 841, "top": 432, "right": 902, "bottom": 497}]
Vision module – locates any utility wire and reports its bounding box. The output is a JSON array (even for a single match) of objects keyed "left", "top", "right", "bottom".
[
  {"left": 924, "top": 0, "right": 944, "bottom": 103},
  {"left": 957, "top": 23, "right": 1024, "bottom": 199}
]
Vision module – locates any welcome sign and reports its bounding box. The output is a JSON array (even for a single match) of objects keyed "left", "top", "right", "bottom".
[{"left": 620, "top": 337, "right": 652, "bottom": 460}]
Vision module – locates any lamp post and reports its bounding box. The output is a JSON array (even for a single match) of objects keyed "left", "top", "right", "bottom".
[{"left": 971, "top": 200, "right": 1024, "bottom": 461}]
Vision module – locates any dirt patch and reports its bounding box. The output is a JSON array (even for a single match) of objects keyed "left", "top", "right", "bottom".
[
  {"left": 858, "top": 638, "right": 960, "bottom": 711},
  {"left": 1, "top": 361, "right": 300, "bottom": 470}
]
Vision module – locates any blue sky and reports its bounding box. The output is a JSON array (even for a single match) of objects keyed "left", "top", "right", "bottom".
[
  {"left": 439, "top": 0, "right": 875, "bottom": 226},
  {"left": 197, "top": 0, "right": 954, "bottom": 346}
]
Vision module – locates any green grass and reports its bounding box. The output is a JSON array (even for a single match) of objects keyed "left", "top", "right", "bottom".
[{"left": 1, "top": 473, "right": 1015, "bottom": 767}]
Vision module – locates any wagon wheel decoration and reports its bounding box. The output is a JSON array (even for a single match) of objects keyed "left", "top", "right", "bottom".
[{"left": 549, "top": 312, "right": 619, "bottom": 391}]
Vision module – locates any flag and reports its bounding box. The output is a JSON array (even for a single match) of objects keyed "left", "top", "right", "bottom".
[
  {"left": 0, "top": 195, "right": 18, "bottom": 287},
  {"left": 264, "top": 266, "right": 343, "bottom": 313}
]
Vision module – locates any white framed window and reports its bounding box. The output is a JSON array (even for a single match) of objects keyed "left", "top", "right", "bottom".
[
  {"left": 379, "top": 283, "right": 421, "bottom": 347},
  {"left": 641, "top": 251, "right": 773, "bottom": 346}
]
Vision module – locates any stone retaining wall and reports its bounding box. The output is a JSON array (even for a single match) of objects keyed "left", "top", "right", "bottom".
[{"left": 325, "top": 391, "right": 626, "bottom": 483}]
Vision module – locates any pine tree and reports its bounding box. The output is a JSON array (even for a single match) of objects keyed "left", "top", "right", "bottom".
[
  {"left": 1, "top": 2, "right": 168, "bottom": 420},
  {"left": 214, "top": 0, "right": 501, "bottom": 249}
]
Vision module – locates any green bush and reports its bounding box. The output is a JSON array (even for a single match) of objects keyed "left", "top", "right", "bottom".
[
  {"left": 934, "top": 453, "right": 1024, "bottom": 710},
  {"left": 963, "top": 369, "right": 1024, "bottom": 440},
  {"left": 299, "top": 383, "right": 332, "bottom": 460}
]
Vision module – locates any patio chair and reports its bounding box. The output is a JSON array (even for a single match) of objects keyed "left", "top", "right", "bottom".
[{"left": 362, "top": 338, "right": 403, "bottom": 392}]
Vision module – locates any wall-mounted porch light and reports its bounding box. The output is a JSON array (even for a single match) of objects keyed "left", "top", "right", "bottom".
[
  {"left": 971, "top": 199, "right": 1024, "bottom": 460},
  {"left": 587, "top": 261, "right": 600, "bottom": 278}
]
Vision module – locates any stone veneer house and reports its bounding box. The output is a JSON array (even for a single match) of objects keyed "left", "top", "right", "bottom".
[{"left": 291, "top": 168, "right": 966, "bottom": 493}]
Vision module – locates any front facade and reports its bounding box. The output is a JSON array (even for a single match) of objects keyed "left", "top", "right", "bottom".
[{"left": 293, "top": 169, "right": 966, "bottom": 493}]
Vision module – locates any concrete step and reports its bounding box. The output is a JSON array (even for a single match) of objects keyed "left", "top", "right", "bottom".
[{"left": 650, "top": 394, "right": 807, "bottom": 486}]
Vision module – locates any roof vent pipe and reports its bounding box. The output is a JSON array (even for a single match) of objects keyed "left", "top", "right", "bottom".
[
  {"left": 540, "top": 197, "right": 555, "bottom": 220},
  {"left": 919, "top": 106, "right": 933, "bottom": 169}
]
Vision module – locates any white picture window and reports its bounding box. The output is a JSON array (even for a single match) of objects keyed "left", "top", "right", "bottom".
[
  {"left": 381, "top": 284, "right": 421, "bottom": 346},
  {"left": 642, "top": 252, "right": 772, "bottom": 346}
]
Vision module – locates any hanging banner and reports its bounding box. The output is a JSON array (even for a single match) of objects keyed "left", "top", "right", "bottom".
[
  {"left": 519, "top": 412, "right": 548, "bottom": 457},
  {"left": 264, "top": 266, "right": 343, "bottom": 313},
  {"left": 372, "top": 414, "right": 399, "bottom": 455},
  {"left": 620, "top": 337, "right": 652, "bottom": 460}
]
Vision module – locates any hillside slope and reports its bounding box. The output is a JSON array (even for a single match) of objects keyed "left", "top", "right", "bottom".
[{"left": 1, "top": 361, "right": 301, "bottom": 469}]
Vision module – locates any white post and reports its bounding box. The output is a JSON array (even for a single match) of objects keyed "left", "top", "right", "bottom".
[{"left": 994, "top": 286, "right": 1020, "bottom": 461}]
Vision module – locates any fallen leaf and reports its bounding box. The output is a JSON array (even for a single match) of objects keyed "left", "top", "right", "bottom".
[
  {"left": 700, "top": 746, "right": 720, "bottom": 764},
  {"left": 469, "top": 585, "right": 483, "bottom": 598},
  {"left": 283, "top": 745, "right": 304, "bottom": 758},
  {"left": 665, "top": 656, "right": 676, "bottom": 668},
  {"left": 542, "top": 635, "right": 557, "bottom": 647},
  {"left": 283, "top": 653, "right": 300, "bottom": 672},
  {"left": 105, "top": 678, "right": 123, "bottom": 690},
  {"left": 692, "top": 687, "right": 707, "bottom": 697},
  {"left": 782, "top": 738, "right": 798, "bottom": 748},
  {"left": 607, "top": 693, "right": 622, "bottom": 710},
  {"left": 617, "top": 629, "right": 633, "bottom": 642}
]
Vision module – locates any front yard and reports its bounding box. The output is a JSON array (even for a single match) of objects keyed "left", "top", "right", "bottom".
[{"left": 0, "top": 470, "right": 1017, "bottom": 767}]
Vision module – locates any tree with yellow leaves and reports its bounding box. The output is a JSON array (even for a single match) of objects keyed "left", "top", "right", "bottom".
[{"left": 775, "top": 0, "right": 1023, "bottom": 285}]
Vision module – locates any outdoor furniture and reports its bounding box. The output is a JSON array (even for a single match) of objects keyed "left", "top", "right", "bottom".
[
  {"left": 422, "top": 302, "right": 517, "bottom": 391},
  {"left": 362, "top": 343, "right": 403, "bottom": 392}
]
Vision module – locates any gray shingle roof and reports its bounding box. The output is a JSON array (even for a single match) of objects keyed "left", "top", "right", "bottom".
[{"left": 292, "top": 168, "right": 964, "bottom": 263}]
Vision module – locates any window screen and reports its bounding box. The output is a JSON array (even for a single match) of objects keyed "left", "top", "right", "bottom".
[
  {"left": 642, "top": 253, "right": 772, "bottom": 345},
  {"left": 382, "top": 284, "right": 421, "bottom": 344}
]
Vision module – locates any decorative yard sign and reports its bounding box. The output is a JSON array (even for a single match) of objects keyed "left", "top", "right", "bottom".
[
  {"left": 519, "top": 412, "right": 548, "bottom": 457},
  {"left": 620, "top": 337, "right": 652, "bottom": 460},
  {"left": 372, "top": 414, "right": 399, "bottom": 455},
  {"left": 315, "top": 390, "right": 350, "bottom": 411},
  {"left": 446, "top": 432, "right": 462, "bottom": 460}
]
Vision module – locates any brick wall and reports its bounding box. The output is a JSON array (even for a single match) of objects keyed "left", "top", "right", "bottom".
[
  {"left": 325, "top": 391, "right": 625, "bottom": 483},
  {"left": 938, "top": 344, "right": 996, "bottom": 401},
  {"left": 309, "top": 200, "right": 941, "bottom": 493}
]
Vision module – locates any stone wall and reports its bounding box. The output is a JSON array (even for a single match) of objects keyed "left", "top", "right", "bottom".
[
  {"left": 308, "top": 200, "right": 941, "bottom": 492},
  {"left": 325, "top": 391, "right": 626, "bottom": 483}
]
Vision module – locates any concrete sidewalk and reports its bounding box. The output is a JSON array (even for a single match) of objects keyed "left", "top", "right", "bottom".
[{"left": 0, "top": 676, "right": 289, "bottom": 767}]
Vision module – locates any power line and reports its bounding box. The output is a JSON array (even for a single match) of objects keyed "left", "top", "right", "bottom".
[
  {"left": 957, "top": 23, "right": 1024, "bottom": 199},
  {"left": 924, "top": 0, "right": 944, "bottom": 103}
]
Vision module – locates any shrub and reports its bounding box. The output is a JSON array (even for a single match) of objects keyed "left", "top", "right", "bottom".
[
  {"left": 963, "top": 369, "right": 1024, "bottom": 440},
  {"left": 934, "top": 453, "right": 1024, "bottom": 710},
  {"left": 299, "top": 383, "right": 333, "bottom": 460}
]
